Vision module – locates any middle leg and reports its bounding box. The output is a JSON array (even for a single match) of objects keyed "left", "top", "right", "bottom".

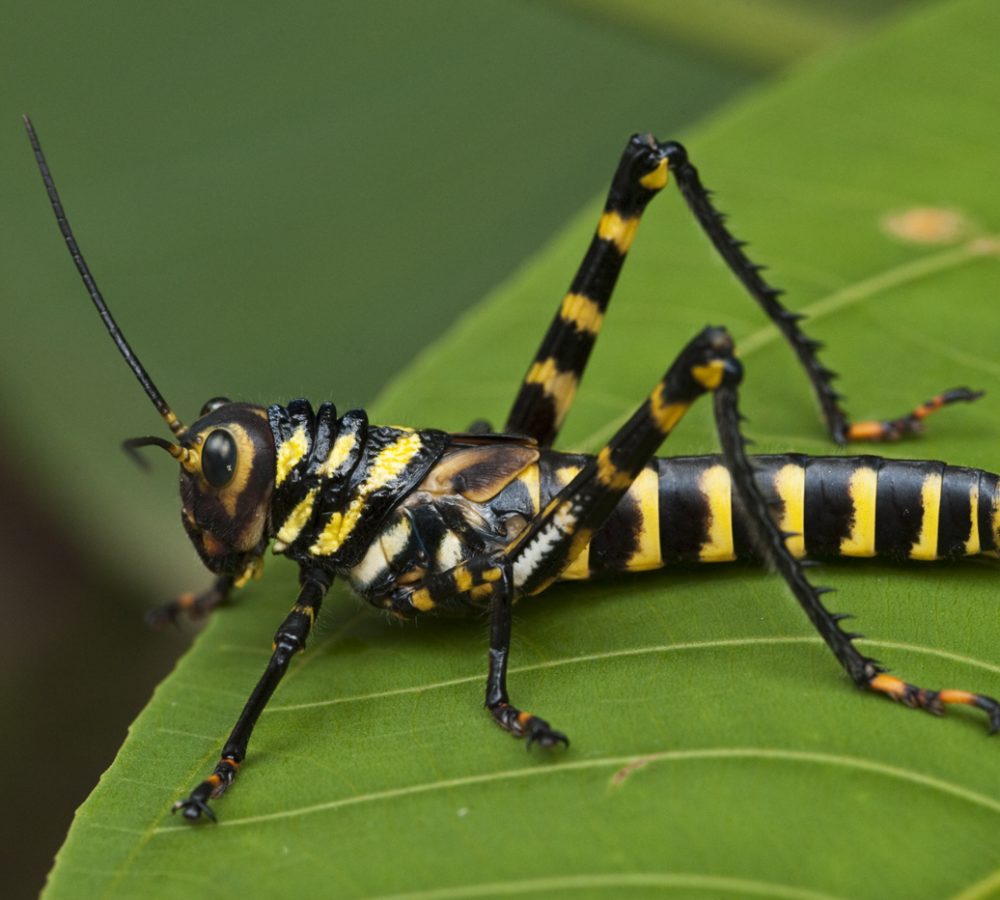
[{"left": 399, "top": 326, "right": 743, "bottom": 742}]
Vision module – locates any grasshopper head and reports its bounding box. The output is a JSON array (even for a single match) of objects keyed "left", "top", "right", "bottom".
[{"left": 174, "top": 400, "right": 276, "bottom": 575}]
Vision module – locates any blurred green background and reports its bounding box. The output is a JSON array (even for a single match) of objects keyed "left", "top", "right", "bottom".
[{"left": 1, "top": 1, "right": 917, "bottom": 896}]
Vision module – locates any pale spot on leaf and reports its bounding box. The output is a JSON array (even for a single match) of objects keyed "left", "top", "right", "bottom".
[{"left": 881, "top": 207, "right": 970, "bottom": 244}]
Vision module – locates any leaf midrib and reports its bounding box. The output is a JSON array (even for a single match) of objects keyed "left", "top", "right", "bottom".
[{"left": 146, "top": 745, "right": 1000, "bottom": 832}]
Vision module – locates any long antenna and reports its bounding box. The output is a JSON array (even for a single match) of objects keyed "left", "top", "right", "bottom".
[{"left": 23, "top": 115, "right": 187, "bottom": 438}]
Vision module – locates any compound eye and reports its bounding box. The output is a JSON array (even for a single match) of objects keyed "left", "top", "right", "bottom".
[
  {"left": 200, "top": 396, "right": 232, "bottom": 417},
  {"left": 202, "top": 429, "right": 238, "bottom": 488}
]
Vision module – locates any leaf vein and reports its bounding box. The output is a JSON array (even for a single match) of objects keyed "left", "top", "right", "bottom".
[
  {"left": 263, "top": 636, "right": 1000, "bottom": 713},
  {"left": 367, "top": 871, "right": 849, "bottom": 900},
  {"left": 151, "top": 746, "right": 1000, "bottom": 831}
]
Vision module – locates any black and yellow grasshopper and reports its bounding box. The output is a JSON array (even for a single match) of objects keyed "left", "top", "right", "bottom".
[{"left": 25, "top": 117, "right": 999, "bottom": 824}]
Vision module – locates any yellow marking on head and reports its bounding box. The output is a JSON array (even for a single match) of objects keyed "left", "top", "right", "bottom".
[
  {"left": 176, "top": 445, "right": 201, "bottom": 474},
  {"left": 204, "top": 423, "right": 256, "bottom": 517},
  {"left": 165, "top": 410, "right": 187, "bottom": 437},
  {"left": 648, "top": 387, "right": 688, "bottom": 434},
  {"left": 597, "top": 210, "right": 640, "bottom": 253},
  {"left": 699, "top": 465, "right": 735, "bottom": 562},
  {"left": 691, "top": 360, "right": 725, "bottom": 391},
  {"left": 773, "top": 464, "right": 805, "bottom": 559},
  {"left": 840, "top": 467, "right": 878, "bottom": 558},
  {"left": 454, "top": 566, "right": 474, "bottom": 594},
  {"left": 625, "top": 467, "right": 662, "bottom": 571},
  {"left": 202, "top": 531, "right": 226, "bottom": 557},
  {"left": 561, "top": 527, "right": 593, "bottom": 580},
  {"left": 639, "top": 158, "right": 669, "bottom": 191},
  {"left": 909, "top": 472, "right": 942, "bottom": 560},
  {"left": 559, "top": 293, "right": 604, "bottom": 336},
  {"left": 275, "top": 426, "right": 309, "bottom": 486},
  {"left": 411, "top": 588, "right": 435, "bottom": 612},
  {"left": 309, "top": 432, "right": 424, "bottom": 556},
  {"left": 525, "top": 357, "right": 579, "bottom": 427},
  {"left": 965, "top": 481, "right": 981, "bottom": 556},
  {"left": 274, "top": 488, "right": 319, "bottom": 549},
  {"left": 596, "top": 446, "right": 633, "bottom": 490},
  {"left": 317, "top": 431, "right": 357, "bottom": 478}
]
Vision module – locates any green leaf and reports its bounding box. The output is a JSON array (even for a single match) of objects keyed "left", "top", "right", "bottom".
[{"left": 46, "top": 1, "right": 1000, "bottom": 898}]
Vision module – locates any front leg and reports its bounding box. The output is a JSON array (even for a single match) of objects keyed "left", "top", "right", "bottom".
[
  {"left": 146, "top": 574, "right": 235, "bottom": 627},
  {"left": 395, "top": 327, "right": 741, "bottom": 744},
  {"left": 390, "top": 558, "right": 569, "bottom": 747},
  {"left": 173, "top": 566, "right": 332, "bottom": 822}
]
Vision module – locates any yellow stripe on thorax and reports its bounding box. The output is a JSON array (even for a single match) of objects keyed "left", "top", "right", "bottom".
[
  {"left": 316, "top": 431, "right": 357, "bottom": 478},
  {"left": 273, "top": 488, "right": 319, "bottom": 551},
  {"left": 840, "top": 466, "right": 878, "bottom": 558},
  {"left": 275, "top": 426, "right": 309, "bottom": 486},
  {"left": 310, "top": 432, "right": 424, "bottom": 556},
  {"left": 699, "top": 465, "right": 734, "bottom": 562},
  {"left": 909, "top": 472, "right": 942, "bottom": 560},
  {"left": 625, "top": 466, "right": 662, "bottom": 571},
  {"left": 773, "top": 463, "right": 805, "bottom": 559},
  {"left": 596, "top": 211, "right": 640, "bottom": 253}
]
